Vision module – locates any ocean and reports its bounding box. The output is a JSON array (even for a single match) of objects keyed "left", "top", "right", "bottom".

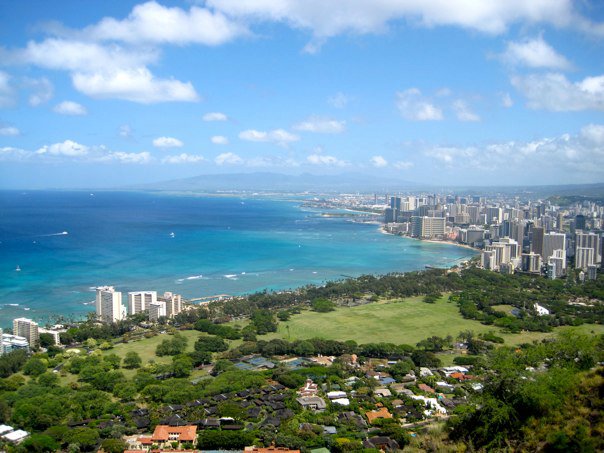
[{"left": 0, "top": 191, "right": 476, "bottom": 327}]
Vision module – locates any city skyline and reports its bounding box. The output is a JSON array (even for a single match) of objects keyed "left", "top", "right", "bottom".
[{"left": 1, "top": 1, "right": 604, "bottom": 188}]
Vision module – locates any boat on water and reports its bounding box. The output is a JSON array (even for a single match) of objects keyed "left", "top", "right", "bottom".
[
  {"left": 15, "top": 265, "right": 21, "bottom": 272},
  {"left": 170, "top": 232, "right": 175, "bottom": 238}
]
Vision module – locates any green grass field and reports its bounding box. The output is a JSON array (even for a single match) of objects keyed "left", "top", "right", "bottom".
[{"left": 262, "top": 296, "right": 604, "bottom": 347}]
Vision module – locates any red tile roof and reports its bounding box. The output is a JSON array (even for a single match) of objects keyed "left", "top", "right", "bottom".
[{"left": 151, "top": 425, "right": 197, "bottom": 442}]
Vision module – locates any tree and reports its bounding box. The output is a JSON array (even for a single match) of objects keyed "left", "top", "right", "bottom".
[
  {"left": 311, "top": 298, "right": 335, "bottom": 312},
  {"left": 100, "top": 438, "right": 127, "bottom": 453},
  {"left": 251, "top": 309, "right": 278, "bottom": 334},
  {"left": 23, "top": 357, "right": 47, "bottom": 376},
  {"left": 64, "top": 428, "right": 100, "bottom": 452},
  {"left": 38, "top": 333, "right": 56, "bottom": 349},
  {"left": 37, "top": 371, "right": 59, "bottom": 387},
  {"left": 172, "top": 356, "right": 193, "bottom": 378},
  {"left": 123, "top": 351, "right": 142, "bottom": 369},
  {"left": 20, "top": 434, "right": 59, "bottom": 452},
  {"left": 156, "top": 333, "right": 188, "bottom": 356},
  {"left": 195, "top": 335, "right": 228, "bottom": 353}
]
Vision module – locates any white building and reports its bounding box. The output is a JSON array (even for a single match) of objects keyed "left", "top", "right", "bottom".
[
  {"left": 0, "top": 333, "right": 29, "bottom": 355},
  {"left": 12, "top": 317, "right": 39, "bottom": 348},
  {"left": 148, "top": 301, "right": 167, "bottom": 322},
  {"left": 575, "top": 247, "right": 594, "bottom": 271},
  {"left": 411, "top": 216, "right": 446, "bottom": 239},
  {"left": 128, "top": 291, "right": 157, "bottom": 315},
  {"left": 158, "top": 292, "right": 183, "bottom": 318},
  {"left": 543, "top": 232, "right": 566, "bottom": 266},
  {"left": 96, "top": 286, "right": 124, "bottom": 323},
  {"left": 576, "top": 232, "right": 601, "bottom": 264}
]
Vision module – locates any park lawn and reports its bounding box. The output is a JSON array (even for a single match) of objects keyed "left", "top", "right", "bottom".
[
  {"left": 263, "top": 296, "right": 497, "bottom": 345},
  {"left": 101, "top": 329, "right": 201, "bottom": 366},
  {"left": 491, "top": 304, "right": 516, "bottom": 315}
]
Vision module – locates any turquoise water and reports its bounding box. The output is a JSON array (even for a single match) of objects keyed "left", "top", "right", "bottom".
[{"left": 0, "top": 191, "right": 476, "bottom": 326}]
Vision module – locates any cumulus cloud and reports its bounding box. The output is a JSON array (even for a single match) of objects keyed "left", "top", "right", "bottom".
[
  {"left": 328, "top": 92, "right": 349, "bottom": 108},
  {"left": 307, "top": 153, "right": 348, "bottom": 166},
  {"left": 203, "top": 112, "right": 228, "bottom": 121},
  {"left": 239, "top": 129, "right": 299, "bottom": 145},
  {"left": 207, "top": 0, "right": 593, "bottom": 42},
  {"left": 86, "top": 1, "right": 246, "bottom": 45},
  {"left": 396, "top": 89, "right": 443, "bottom": 121},
  {"left": 14, "top": 39, "right": 199, "bottom": 104},
  {"left": 501, "top": 36, "right": 572, "bottom": 70},
  {"left": 0, "top": 126, "right": 19, "bottom": 136},
  {"left": 119, "top": 124, "right": 133, "bottom": 138},
  {"left": 511, "top": 73, "right": 604, "bottom": 111},
  {"left": 53, "top": 101, "right": 87, "bottom": 115},
  {"left": 370, "top": 155, "right": 388, "bottom": 167},
  {"left": 422, "top": 125, "right": 604, "bottom": 177},
  {"left": 162, "top": 153, "right": 205, "bottom": 164},
  {"left": 215, "top": 152, "right": 243, "bottom": 165},
  {"left": 452, "top": 100, "right": 480, "bottom": 122},
  {"left": 0, "top": 71, "right": 16, "bottom": 107},
  {"left": 293, "top": 117, "right": 346, "bottom": 134},
  {"left": 211, "top": 135, "right": 229, "bottom": 145},
  {"left": 37, "top": 139, "right": 89, "bottom": 157},
  {"left": 24, "top": 77, "right": 54, "bottom": 106},
  {"left": 101, "top": 151, "right": 151, "bottom": 164},
  {"left": 153, "top": 136, "right": 184, "bottom": 148}
]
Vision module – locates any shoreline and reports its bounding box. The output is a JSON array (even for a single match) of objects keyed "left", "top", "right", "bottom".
[{"left": 379, "top": 225, "right": 480, "bottom": 255}]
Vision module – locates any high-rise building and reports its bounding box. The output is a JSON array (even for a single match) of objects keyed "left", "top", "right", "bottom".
[
  {"left": 521, "top": 252, "right": 542, "bottom": 273},
  {"left": 576, "top": 232, "right": 601, "bottom": 264},
  {"left": 12, "top": 317, "right": 39, "bottom": 348},
  {"left": 575, "top": 247, "right": 594, "bottom": 271},
  {"left": 486, "top": 207, "right": 502, "bottom": 224},
  {"left": 128, "top": 291, "right": 157, "bottom": 315},
  {"left": 410, "top": 216, "right": 446, "bottom": 239},
  {"left": 542, "top": 232, "right": 566, "bottom": 264},
  {"left": 148, "top": 301, "right": 167, "bottom": 322},
  {"left": 575, "top": 214, "right": 586, "bottom": 230},
  {"left": 384, "top": 208, "right": 397, "bottom": 223},
  {"left": 96, "top": 286, "right": 124, "bottom": 323},
  {"left": 531, "top": 227, "right": 544, "bottom": 257},
  {"left": 390, "top": 196, "right": 402, "bottom": 211},
  {"left": 587, "top": 264, "right": 598, "bottom": 281},
  {"left": 158, "top": 292, "right": 183, "bottom": 318},
  {"left": 548, "top": 249, "right": 566, "bottom": 278}
]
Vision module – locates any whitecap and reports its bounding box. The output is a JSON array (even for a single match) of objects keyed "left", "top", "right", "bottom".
[
  {"left": 6, "top": 303, "right": 19, "bottom": 307},
  {"left": 23, "top": 307, "right": 30, "bottom": 311},
  {"left": 312, "top": 271, "right": 318, "bottom": 274},
  {"left": 186, "top": 274, "right": 204, "bottom": 280},
  {"left": 224, "top": 274, "right": 238, "bottom": 280},
  {"left": 241, "top": 272, "right": 246, "bottom": 275}
]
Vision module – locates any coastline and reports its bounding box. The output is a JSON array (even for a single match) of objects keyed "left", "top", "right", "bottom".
[{"left": 379, "top": 225, "right": 480, "bottom": 257}]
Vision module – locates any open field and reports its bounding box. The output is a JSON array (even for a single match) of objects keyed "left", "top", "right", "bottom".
[
  {"left": 261, "top": 296, "right": 604, "bottom": 346},
  {"left": 491, "top": 304, "right": 516, "bottom": 315}
]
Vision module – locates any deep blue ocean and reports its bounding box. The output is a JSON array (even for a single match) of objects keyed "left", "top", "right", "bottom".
[{"left": 0, "top": 191, "right": 476, "bottom": 327}]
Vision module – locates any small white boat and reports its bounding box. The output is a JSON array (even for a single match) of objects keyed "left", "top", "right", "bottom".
[
  {"left": 170, "top": 232, "right": 175, "bottom": 238},
  {"left": 15, "top": 265, "right": 21, "bottom": 272}
]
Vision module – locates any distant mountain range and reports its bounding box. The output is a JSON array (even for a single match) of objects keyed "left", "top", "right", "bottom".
[
  {"left": 131, "top": 171, "right": 604, "bottom": 197},
  {"left": 133, "top": 172, "right": 420, "bottom": 193}
]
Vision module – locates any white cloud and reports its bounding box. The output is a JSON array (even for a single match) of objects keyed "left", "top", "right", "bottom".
[
  {"left": 215, "top": 152, "right": 243, "bottom": 165},
  {"left": 53, "top": 101, "right": 87, "bottom": 115},
  {"left": 101, "top": 151, "right": 151, "bottom": 164},
  {"left": 0, "top": 71, "right": 16, "bottom": 107},
  {"left": 73, "top": 68, "right": 199, "bottom": 104},
  {"left": 16, "top": 39, "right": 199, "bottom": 103},
  {"left": 422, "top": 125, "right": 604, "bottom": 176},
  {"left": 203, "top": 112, "right": 228, "bottom": 121},
  {"left": 293, "top": 117, "right": 346, "bottom": 134},
  {"left": 211, "top": 135, "right": 229, "bottom": 145},
  {"left": 394, "top": 160, "right": 414, "bottom": 170},
  {"left": 328, "top": 92, "right": 349, "bottom": 108},
  {"left": 162, "top": 153, "right": 205, "bottom": 164},
  {"left": 208, "top": 0, "right": 587, "bottom": 40},
  {"left": 0, "top": 126, "right": 19, "bottom": 136},
  {"left": 239, "top": 128, "right": 300, "bottom": 145},
  {"left": 501, "top": 36, "right": 572, "bottom": 70},
  {"left": 452, "top": 100, "right": 480, "bottom": 122},
  {"left": 24, "top": 77, "right": 53, "bottom": 106},
  {"left": 501, "top": 92, "right": 514, "bottom": 108},
  {"left": 153, "top": 136, "right": 184, "bottom": 148},
  {"left": 511, "top": 73, "right": 604, "bottom": 111},
  {"left": 307, "top": 153, "right": 348, "bottom": 166},
  {"left": 37, "top": 140, "right": 89, "bottom": 157},
  {"left": 119, "top": 124, "right": 132, "bottom": 138},
  {"left": 396, "top": 88, "right": 443, "bottom": 121},
  {"left": 87, "top": 1, "right": 246, "bottom": 45},
  {"left": 370, "top": 155, "right": 388, "bottom": 167}
]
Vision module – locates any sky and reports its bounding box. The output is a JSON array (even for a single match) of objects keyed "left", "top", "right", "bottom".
[{"left": 1, "top": 0, "right": 604, "bottom": 189}]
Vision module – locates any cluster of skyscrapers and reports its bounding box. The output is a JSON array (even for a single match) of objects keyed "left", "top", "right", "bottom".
[
  {"left": 384, "top": 194, "right": 603, "bottom": 279},
  {"left": 95, "top": 286, "right": 183, "bottom": 323}
]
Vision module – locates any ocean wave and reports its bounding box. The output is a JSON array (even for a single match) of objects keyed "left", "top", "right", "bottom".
[
  {"left": 40, "top": 231, "right": 69, "bottom": 237},
  {"left": 224, "top": 274, "right": 238, "bottom": 280},
  {"left": 82, "top": 300, "right": 95, "bottom": 305},
  {"left": 186, "top": 274, "right": 204, "bottom": 280}
]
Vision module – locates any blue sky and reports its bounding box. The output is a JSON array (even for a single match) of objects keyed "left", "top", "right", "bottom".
[{"left": 1, "top": 0, "right": 604, "bottom": 188}]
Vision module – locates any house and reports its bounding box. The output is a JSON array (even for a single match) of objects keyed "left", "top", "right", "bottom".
[
  {"left": 365, "top": 407, "right": 393, "bottom": 424},
  {"left": 326, "top": 391, "right": 347, "bottom": 400},
  {"left": 296, "top": 396, "right": 326, "bottom": 411},
  {"left": 410, "top": 395, "right": 447, "bottom": 416},
  {"left": 151, "top": 425, "right": 197, "bottom": 446},
  {"left": 298, "top": 379, "right": 319, "bottom": 396},
  {"left": 363, "top": 436, "right": 400, "bottom": 451},
  {"left": 331, "top": 398, "right": 350, "bottom": 406},
  {"left": 374, "top": 388, "right": 392, "bottom": 398},
  {"left": 338, "top": 411, "right": 368, "bottom": 429},
  {"left": 418, "top": 383, "right": 435, "bottom": 394},
  {"left": 419, "top": 367, "right": 434, "bottom": 377}
]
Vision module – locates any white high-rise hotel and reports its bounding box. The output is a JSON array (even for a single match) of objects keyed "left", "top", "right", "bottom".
[
  {"left": 13, "top": 317, "right": 39, "bottom": 347},
  {"left": 128, "top": 291, "right": 157, "bottom": 315},
  {"left": 96, "top": 286, "right": 124, "bottom": 323}
]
